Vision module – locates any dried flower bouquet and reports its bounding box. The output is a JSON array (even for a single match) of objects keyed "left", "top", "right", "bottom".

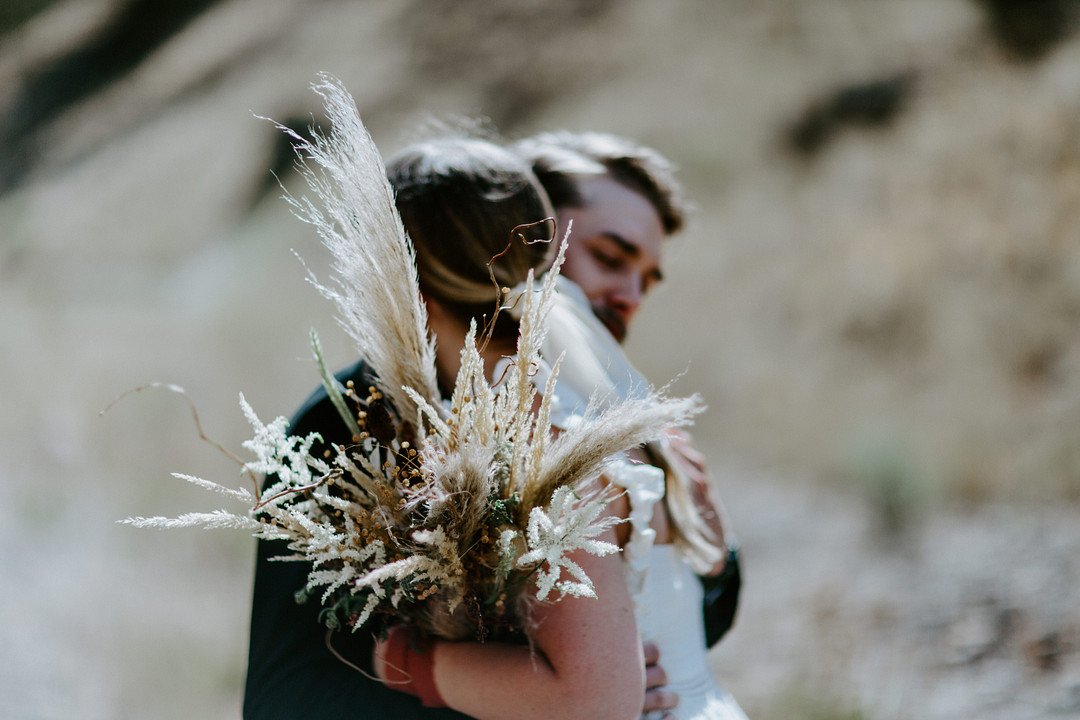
[{"left": 123, "top": 75, "right": 700, "bottom": 641}]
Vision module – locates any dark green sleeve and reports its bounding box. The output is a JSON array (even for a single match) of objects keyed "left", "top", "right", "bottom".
[{"left": 701, "top": 546, "right": 742, "bottom": 649}]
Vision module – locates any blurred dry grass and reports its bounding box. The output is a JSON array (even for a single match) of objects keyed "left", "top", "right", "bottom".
[{"left": 2, "top": 1, "right": 1079, "bottom": 718}]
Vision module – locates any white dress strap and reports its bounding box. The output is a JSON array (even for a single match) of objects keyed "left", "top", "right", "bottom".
[{"left": 605, "top": 456, "right": 665, "bottom": 606}]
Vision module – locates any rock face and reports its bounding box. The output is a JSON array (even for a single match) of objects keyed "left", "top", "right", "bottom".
[{"left": 1, "top": 2, "right": 1078, "bottom": 718}]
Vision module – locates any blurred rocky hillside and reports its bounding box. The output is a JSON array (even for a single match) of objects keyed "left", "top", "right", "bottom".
[{"left": 2, "top": 1, "right": 1078, "bottom": 718}]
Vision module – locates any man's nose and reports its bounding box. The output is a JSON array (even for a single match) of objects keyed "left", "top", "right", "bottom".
[{"left": 609, "top": 276, "right": 643, "bottom": 317}]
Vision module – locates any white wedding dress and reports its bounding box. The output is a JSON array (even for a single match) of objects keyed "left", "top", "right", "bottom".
[
  {"left": 636, "top": 544, "right": 747, "bottom": 720},
  {"left": 609, "top": 458, "right": 748, "bottom": 720}
]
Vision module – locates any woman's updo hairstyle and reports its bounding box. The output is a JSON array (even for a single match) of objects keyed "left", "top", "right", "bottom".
[{"left": 386, "top": 136, "right": 555, "bottom": 333}]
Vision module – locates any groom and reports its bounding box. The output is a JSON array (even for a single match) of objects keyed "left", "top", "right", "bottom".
[{"left": 514, "top": 129, "right": 738, "bottom": 574}]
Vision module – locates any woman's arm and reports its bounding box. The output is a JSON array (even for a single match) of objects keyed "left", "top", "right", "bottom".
[{"left": 376, "top": 519, "right": 645, "bottom": 720}]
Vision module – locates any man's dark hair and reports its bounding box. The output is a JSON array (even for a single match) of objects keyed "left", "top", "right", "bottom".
[{"left": 513, "top": 131, "right": 687, "bottom": 235}]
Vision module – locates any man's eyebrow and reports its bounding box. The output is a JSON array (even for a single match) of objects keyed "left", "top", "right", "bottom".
[
  {"left": 597, "top": 232, "right": 664, "bottom": 283},
  {"left": 598, "top": 232, "right": 640, "bottom": 257}
]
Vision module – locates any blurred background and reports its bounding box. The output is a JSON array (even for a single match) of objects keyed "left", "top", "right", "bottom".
[{"left": 2, "top": 1, "right": 1079, "bottom": 718}]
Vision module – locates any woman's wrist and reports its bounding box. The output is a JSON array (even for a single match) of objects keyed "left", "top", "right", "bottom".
[{"left": 378, "top": 626, "right": 447, "bottom": 708}]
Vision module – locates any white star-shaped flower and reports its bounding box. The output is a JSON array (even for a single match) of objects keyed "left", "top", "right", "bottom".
[{"left": 517, "top": 486, "right": 620, "bottom": 601}]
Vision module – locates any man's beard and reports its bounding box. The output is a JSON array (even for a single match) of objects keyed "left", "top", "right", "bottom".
[{"left": 591, "top": 303, "right": 627, "bottom": 344}]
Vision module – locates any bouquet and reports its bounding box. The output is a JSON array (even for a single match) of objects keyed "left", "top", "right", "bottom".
[{"left": 122, "top": 75, "right": 700, "bottom": 641}]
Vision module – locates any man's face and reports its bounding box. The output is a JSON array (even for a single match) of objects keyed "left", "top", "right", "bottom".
[{"left": 557, "top": 174, "right": 665, "bottom": 343}]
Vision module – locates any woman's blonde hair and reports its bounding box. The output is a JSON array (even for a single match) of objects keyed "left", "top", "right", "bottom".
[{"left": 386, "top": 137, "right": 555, "bottom": 336}]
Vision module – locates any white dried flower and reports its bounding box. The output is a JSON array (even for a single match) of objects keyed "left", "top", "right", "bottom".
[{"left": 518, "top": 486, "right": 620, "bottom": 601}]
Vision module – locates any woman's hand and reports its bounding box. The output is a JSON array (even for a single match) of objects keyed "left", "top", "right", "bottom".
[
  {"left": 667, "top": 428, "right": 729, "bottom": 576},
  {"left": 373, "top": 626, "right": 446, "bottom": 708},
  {"left": 643, "top": 640, "right": 679, "bottom": 718}
]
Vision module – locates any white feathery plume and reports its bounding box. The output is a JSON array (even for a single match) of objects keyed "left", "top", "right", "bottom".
[
  {"left": 522, "top": 391, "right": 703, "bottom": 514},
  {"left": 121, "top": 510, "right": 264, "bottom": 531},
  {"left": 168, "top": 474, "right": 253, "bottom": 502},
  {"left": 270, "top": 73, "right": 440, "bottom": 425}
]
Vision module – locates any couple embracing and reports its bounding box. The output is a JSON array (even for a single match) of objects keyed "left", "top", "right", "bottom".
[{"left": 243, "top": 85, "right": 746, "bottom": 720}]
